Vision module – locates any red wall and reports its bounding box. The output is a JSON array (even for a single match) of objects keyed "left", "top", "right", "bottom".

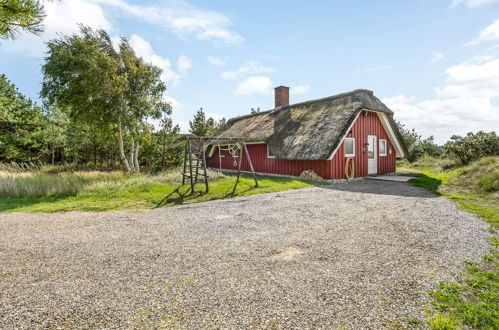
[
  {"left": 207, "top": 111, "right": 396, "bottom": 179},
  {"left": 208, "top": 144, "right": 332, "bottom": 178},
  {"left": 330, "top": 111, "right": 396, "bottom": 178}
]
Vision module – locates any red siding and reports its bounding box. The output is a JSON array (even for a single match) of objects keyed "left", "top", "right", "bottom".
[
  {"left": 207, "top": 111, "right": 396, "bottom": 179},
  {"left": 207, "top": 144, "right": 331, "bottom": 178},
  {"left": 330, "top": 111, "right": 396, "bottom": 178}
]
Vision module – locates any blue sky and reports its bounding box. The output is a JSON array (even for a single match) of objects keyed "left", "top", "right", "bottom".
[{"left": 1, "top": 0, "right": 499, "bottom": 143}]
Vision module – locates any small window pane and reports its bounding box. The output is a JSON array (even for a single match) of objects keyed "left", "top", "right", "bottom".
[
  {"left": 380, "top": 140, "right": 387, "bottom": 156},
  {"left": 267, "top": 145, "right": 275, "bottom": 158},
  {"left": 344, "top": 138, "right": 355, "bottom": 156}
]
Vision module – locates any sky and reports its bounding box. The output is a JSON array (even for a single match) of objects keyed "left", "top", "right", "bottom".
[{"left": 1, "top": 0, "right": 499, "bottom": 144}]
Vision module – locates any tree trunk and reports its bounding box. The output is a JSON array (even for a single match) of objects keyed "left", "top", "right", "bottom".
[
  {"left": 117, "top": 116, "right": 131, "bottom": 173},
  {"left": 52, "top": 145, "right": 55, "bottom": 165},
  {"left": 133, "top": 139, "right": 140, "bottom": 172},
  {"left": 129, "top": 138, "right": 135, "bottom": 173}
]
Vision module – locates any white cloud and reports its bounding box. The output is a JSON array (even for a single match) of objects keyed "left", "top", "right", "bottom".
[
  {"left": 365, "top": 65, "right": 392, "bottom": 73},
  {"left": 383, "top": 56, "right": 499, "bottom": 144},
  {"left": 208, "top": 56, "right": 225, "bottom": 66},
  {"left": 222, "top": 61, "right": 274, "bottom": 79},
  {"left": 177, "top": 55, "right": 192, "bottom": 72},
  {"left": 235, "top": 76, "right": 273, "bottom": 95},
  {"left": 5, "top": 0, "right": 112, "bottom": 56},
  {"left": 205, "top": 111, "right": 225, "bottom": 121},
  {"left": 292, "top": 85, "right": 311, "bottom": 94},
  {"left": 451, "top": 0, "right": 499, "bottom": 7},
  {"left": 92, "top": 0, "right": 244, "bottom": 45},
  {"left": 468, "top": 18, "right": 499, "bottom": 45},
  {"left": 129, "top": 34, "right": 189, "bottom": 86},
  {"left": 163, "top": 95, "right": 183, "bottom": 112},
  {"left": 431, "top": 52, "right": 444, "bottom": 64}
]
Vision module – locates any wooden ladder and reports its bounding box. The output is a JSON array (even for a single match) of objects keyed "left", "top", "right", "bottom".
[{"left": 181, "top": 137, "right": 209, "bottom": 194}]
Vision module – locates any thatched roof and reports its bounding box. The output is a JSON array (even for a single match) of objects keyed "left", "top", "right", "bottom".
[{"left": 213, "top": 89, "right": 407, "bottom": 160}]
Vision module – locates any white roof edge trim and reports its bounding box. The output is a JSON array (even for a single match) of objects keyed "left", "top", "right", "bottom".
[{"left": 376, "top": 112, "right": 405, "bottom": 158}]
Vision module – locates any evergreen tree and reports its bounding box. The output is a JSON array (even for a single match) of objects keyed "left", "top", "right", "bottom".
[
  {"left": 189, "top": 107, "right": 217, "bottom": 136},
  {"left": 0, "top": 0, "right": 46, "bottom": 39},
  {"left": 0, "top": 74, "right": 46, "bottom": 161}
]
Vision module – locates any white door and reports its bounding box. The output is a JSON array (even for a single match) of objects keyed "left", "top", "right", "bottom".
[{"left": 367, "top": 135, "right": 377, "bottom": 175}]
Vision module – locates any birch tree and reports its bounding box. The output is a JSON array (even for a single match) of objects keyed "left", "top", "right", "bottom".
[{"left": 41, "top": 26, "right": 170, "bottom": 172}]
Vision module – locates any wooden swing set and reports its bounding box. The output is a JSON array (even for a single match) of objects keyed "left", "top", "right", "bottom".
[{"left": 156, "top": 136, "right": 259, "bottom": 207}]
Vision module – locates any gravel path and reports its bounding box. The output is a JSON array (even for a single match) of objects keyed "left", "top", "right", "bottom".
[{"left": 0, "top": 180, "right": 490, "bottom": 328}]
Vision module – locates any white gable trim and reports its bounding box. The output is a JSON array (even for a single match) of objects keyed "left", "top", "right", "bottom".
[
  {"left": 375, "top": 112, "right": 405, "bottom": 158},
  {"left": 328, "top": 109, "right": 405, "bottom": 160}
]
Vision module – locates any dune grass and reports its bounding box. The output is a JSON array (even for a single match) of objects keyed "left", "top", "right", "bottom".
[
  {"left": 399, "top": 156, "right": 498, "bottom": 329},
  {"left": 0, "top": 167, "right": 326, "bottom": 212}
]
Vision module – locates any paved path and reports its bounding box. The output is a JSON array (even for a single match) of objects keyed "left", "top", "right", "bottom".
[{"left": 0, "top": 180, "right": 490, "bottom": 328}]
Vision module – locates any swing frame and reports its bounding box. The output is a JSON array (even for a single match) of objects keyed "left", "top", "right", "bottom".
[{"left": 185, "top": 136, "right": 259, "bottom": 196}]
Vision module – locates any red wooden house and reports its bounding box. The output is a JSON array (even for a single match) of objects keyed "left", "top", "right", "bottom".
[{"left": 207, "top": 86, "right": 408, "bottom": 179}]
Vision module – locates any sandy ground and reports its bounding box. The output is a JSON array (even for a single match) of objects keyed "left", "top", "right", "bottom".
[{"left": 0, "top": 180, "right": 490, "bottom": 328}]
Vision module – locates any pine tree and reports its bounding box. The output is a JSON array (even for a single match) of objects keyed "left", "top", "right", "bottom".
[
  {"left": 0, "top": 0, "right": 46, "bottom": 39},
  {"left": 189, "top": 107, "right": 217, "bottom": 136}
]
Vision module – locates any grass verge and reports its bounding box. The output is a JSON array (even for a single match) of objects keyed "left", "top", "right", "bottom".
[
  {"left": 0, "top": 171, "right": 326, "bottom": 212},
  {"left": 400, "top": 157, "right": 498, "bottom": 329}
]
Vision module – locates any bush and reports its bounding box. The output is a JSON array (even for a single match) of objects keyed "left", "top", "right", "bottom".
[{"left": 444, "top": 131, "right": 499, "bottom": 166}]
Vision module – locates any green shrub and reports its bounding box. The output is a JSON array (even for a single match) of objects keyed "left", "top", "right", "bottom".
[{"left": 444, "top": 131, "right": 499, "bottom": 166}]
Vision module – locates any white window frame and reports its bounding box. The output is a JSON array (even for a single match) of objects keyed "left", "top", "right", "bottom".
[
  {"left": 267, "top": 145, "right": 275, "bottom": 159},
  {"left": 344, "top": 138, "right": 355, "bottom": 157},
  {"left": 218, "top": 147, "right": 225, "bottom": 158},
  {"left": 379, "top": 139, "right": 387, "bottom": 156}
]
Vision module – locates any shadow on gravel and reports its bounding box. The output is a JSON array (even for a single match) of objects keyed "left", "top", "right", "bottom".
[{"left": 321, "top": 177, "right": 439, "bottom": 198}]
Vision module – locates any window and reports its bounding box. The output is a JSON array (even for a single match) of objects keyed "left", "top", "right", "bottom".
[
  {"left": 344, "top": 138, "right": 355, "bottom": 157},
  {"left": 267, "top": 145, "right": 275, "bottom": 158},
  {"left": 379, "top": 139, "right": 387, "bottom": 156},
  {"left": 218, "top": 147, "right": 225, "bottom": 158}
]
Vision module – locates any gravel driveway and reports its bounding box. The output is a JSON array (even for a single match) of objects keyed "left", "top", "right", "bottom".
[{"left": 0, "top": 180, "right": 490, "bottom": 328}]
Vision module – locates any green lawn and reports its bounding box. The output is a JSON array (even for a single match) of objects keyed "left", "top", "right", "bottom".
[
  {"left": 399, "top": 156, "right": 499, "bottom": 329},
  {"left": 0, "top": 171, "right": 326, "bottom": 212}
]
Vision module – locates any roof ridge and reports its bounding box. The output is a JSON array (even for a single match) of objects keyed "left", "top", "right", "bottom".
[{"left": 226, "top": 89, "right": 374, "bottom": 123}]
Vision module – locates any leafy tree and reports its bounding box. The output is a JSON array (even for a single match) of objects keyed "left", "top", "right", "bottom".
[
  {"left": 189, "top": 107, "right": 217, "bottom": 136},
  {"left": 443, "top": 131, "right": 499, "bottom": 165},
  {"left": 0, "top": 0, "right": 46, "bottom": 39},
  {"left": 140, "top": 118, "right": 182, "bottom": 170},
  {"left": 0, "top": 74, "right": 46, "bottom": 161},
  {"left": 250, "top": 107, "right": 260, "bottom": 114},
  {"left": 41, "top": 26, "right": 171, "bottom": 173},
  {"left": 118, "top": 38, "right": 171, "bottom": 172},
  {"left": 396, "top": 120, "right": 441, "bottom": 161}
]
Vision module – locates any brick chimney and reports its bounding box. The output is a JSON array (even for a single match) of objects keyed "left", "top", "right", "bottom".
[{"left": 274, "top": 86, "right": 290, "bottom": 108}]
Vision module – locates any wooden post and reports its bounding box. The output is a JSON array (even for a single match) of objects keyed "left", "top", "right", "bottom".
[
  {"left": 243, "top": 143, "right": 259, "bottom": 188},
  {"left": 201, "top": 138, "right": 209, "bottom": 193},
  {"left": 182, "top": 139, "right": 188, "bottom": 185},
  {"left": 187, "top": 138, "right": 194, "bottom": 194},
  {"left": 231, "top": 140, "right": 243, "bottom": 195},
  {"left": 194, "top": 137, "right": 200, "bottom": 184}
]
